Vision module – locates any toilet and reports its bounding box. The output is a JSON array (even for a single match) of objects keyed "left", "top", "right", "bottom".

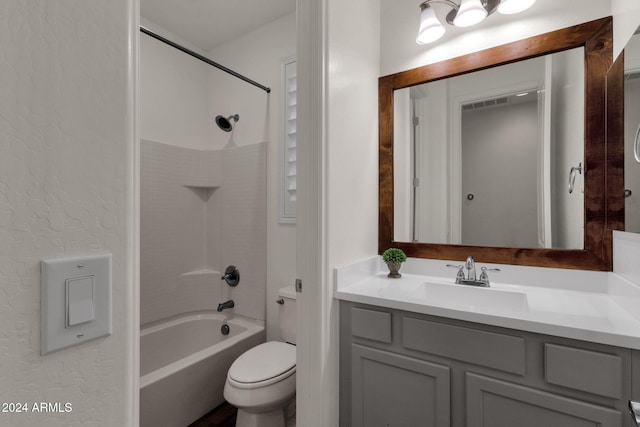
[{"left": 224, "top": 286, "right": 297, "bottom": 427}]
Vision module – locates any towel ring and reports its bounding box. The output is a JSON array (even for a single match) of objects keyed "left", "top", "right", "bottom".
[
  {"left": 568, "top": 162, "right": 582, "bottom": 194},
  {"left": 634, "top": 123, "right": 640, "bottom": 164}
]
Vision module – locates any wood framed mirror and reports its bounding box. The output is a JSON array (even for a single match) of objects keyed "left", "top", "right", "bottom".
[{"left": 379, "top": 17, "right": 622, "bottom": 271}]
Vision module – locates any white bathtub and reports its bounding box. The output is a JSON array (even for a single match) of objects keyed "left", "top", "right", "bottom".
[{"left": 139, "top": 312, "right": 265, "bottom": 427}]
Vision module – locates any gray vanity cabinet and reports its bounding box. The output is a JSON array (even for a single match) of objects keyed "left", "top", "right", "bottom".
[{"left": 339, "top": 302, "right": 635, "bottom": 427}]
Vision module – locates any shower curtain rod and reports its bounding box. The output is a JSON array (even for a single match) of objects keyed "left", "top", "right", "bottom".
[{"left": 140, "top": 26, "right": 271, "bottom": 94}]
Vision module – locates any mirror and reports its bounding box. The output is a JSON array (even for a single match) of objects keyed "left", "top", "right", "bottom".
[
  {"left": 394, "top": 48, "right": 585, "bottom": 249},
  {"left": 380, "top": 17, "right": 622, "bottom": 271},
  {"left": 624, "top": 29, "right": 640, "bottom": 233}
]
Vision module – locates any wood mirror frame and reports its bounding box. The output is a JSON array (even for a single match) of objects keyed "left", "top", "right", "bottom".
[{"left": 379, "top": 17, "right": 623, "bottom": 271}]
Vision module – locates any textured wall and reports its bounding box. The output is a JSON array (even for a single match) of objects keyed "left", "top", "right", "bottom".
[
  {"left": 0, "top": 1, "right": 134, "bottom": 426},
  {"left": 141, "top": 141, "right": 266, "bottom": 325}
]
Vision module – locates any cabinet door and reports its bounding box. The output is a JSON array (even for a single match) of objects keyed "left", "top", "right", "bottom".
[
  {"left": 466, "top": 373, "right": 622, "bottom": 427},
  {"left": 351, "top": 344, "right": 450, "bottom": 427}
]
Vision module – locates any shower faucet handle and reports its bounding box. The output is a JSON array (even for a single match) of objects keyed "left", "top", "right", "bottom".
[{"left": 221, "top": 265, "right": 240, "bottom": 287}]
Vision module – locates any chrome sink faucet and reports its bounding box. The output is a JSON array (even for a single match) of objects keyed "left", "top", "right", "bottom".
[
  {"left": 465, "top": 256, "right": 476, "bottom": 281},
  {"left": 447, "top": 257, "right": 500, "bottom": 287}
]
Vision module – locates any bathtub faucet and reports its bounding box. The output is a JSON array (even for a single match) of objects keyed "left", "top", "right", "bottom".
[{"left": 217, "top": 300, "right": 235, "bottom": 312}]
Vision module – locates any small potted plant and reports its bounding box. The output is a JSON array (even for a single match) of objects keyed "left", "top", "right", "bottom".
[{"left": 382, "top": 248, "right": 407, "bottom": 278}]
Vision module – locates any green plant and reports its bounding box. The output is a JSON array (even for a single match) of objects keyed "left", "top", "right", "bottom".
[{"left": 382, "top": 248, "right": 407, "bottom": 264}]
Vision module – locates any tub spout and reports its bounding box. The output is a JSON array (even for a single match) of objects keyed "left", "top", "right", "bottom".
[{"left": 217, "top": 300, "right": 235, "bottom": 312}]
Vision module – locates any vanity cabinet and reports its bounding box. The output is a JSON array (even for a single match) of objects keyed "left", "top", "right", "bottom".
[{"left": 339, "top": 302, "right": 635, "bottom": 427}]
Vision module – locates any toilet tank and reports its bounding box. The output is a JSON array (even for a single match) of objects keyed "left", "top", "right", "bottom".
[{"left": 278, "top": 286, "right": 297, "bottom": 344}]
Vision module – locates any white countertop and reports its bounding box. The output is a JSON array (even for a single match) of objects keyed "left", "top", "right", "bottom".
[{"left": 334, "top": 256, "right": 640, "bottom": 350}]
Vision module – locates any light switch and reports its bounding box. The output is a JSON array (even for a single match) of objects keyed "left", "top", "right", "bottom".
[
  {"left": 41, "top": 254, "right": 112, "bottom": 355},
  {"left": 66, "top": 276, "right": 95, "bottom": 327}
]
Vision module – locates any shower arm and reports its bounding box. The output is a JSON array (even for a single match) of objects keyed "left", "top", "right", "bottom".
[{"left": 140, "top": 26, "right": 271, "bottom": 94}]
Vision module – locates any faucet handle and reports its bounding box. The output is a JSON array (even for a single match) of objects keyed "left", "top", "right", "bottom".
[
  {"left": 479, "top": 267, "right": 501, "bottom": 286},
  {"left": 446, "top": 264, "right": 466, "bottom": 284}
]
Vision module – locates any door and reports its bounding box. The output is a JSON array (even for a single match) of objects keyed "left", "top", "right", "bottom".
[{"left": 351, "top": 345, "right": 451, "bottom": 427}]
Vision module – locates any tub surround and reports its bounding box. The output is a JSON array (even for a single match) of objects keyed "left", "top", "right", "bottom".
[
  {"left": 140, "top": 139, "right": 267, "bottom": 325},
  {"left": 335, "top": 231, "right": 640, "bottom": 349}
]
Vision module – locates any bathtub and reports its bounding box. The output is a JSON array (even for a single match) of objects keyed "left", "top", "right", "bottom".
[{"left": 139, "top": 312, "right": 265, "bottom": 427}]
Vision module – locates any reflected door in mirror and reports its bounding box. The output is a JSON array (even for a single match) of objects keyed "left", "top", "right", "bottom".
[{"left": 461, "top": 94, "right": 539, "bottom": 247}]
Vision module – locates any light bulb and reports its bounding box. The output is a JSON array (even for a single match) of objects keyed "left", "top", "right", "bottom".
[
  {"left": 416, "top": 5, "right": 446, "bottom": 44},
  {"left": 498, "top": 0, "right": 536, "bottom": 15},
  {"left": 453, "top": 0, "right": 488, "bottom": 27}
]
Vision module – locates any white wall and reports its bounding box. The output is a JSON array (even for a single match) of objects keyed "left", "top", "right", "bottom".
[
  {"left": 140, "top": 29, "right": 213, "bottom": 150},
  {"left": 612, "top": 0, "right": 640, "bottom": 60},
  {"left": 0, "top": 1, "right": 136, "bottom": 426},
  {"left": 326, "top": 0, "right": 381, "bottom": 423},
  {"left": 295, "top": 0, "right": 380, "bottom": 424},
  {"left": 207, "top": 14, "right": 296, "bottom": 151}
]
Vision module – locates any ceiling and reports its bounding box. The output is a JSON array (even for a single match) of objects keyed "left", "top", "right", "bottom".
[{"left": 140, "top": 0, "right": 296, "bottom": 52}]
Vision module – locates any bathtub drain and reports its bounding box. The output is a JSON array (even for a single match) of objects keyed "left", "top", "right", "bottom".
[{"left": 221, "top": 323, "right": 230, "bottom": 335}]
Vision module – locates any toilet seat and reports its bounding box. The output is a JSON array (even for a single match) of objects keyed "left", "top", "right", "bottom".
[{"left": 227, "top": 341, "right": 296, "bottom": 389}]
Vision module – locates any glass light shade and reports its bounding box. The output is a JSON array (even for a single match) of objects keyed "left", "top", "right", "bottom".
[
  {"left": 453, "top": 0, "right": 488, "bottom": 27},
  {"left": 416, "top": 5, "right": 446, "bottom": 44},
  {"left": 498, "top": 0, "right": 536, "bottom": 14}
]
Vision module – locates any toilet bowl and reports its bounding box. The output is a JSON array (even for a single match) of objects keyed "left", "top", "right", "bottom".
[{"left": 223, "top": 286, "right": 297, "bottom": 427}]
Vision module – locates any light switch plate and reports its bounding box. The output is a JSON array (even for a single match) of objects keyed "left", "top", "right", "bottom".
[{"left": 41, "top": 254, "right": 112, "bottom": 355}]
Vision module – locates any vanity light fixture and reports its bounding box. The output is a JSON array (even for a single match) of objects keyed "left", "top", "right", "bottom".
[
  {"left": 453, "top": 0, "right": 487, "bottom": 27},
  {"left": 416, "top": 0, "right": 536, "bottom": 44}
]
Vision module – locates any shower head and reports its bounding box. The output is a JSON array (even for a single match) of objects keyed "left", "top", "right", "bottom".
[{"left": 215, "top": 114, "right": 239, "bottom": 132}]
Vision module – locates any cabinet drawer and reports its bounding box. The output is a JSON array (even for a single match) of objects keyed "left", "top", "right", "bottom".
[
  {"left": 403, "top": 317, "right": 525, "bottom": 375},
  {"left": 351, "top": 307, "right": 392, "bottom": 343},
  {"left": 544, "top": 343, "right": 623, "bottom": 398}
]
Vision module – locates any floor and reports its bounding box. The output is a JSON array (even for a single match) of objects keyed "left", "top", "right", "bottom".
[
  {"left": 187, "top": 400, "right": 296, "bottom": 427},
  {"left": 188, "top": 402, "right": 237, "bottom": 427}
]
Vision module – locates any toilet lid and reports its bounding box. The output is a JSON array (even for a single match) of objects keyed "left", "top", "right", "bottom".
[{"left": 228, "top": 341, "right": 296, "bottom": 384}]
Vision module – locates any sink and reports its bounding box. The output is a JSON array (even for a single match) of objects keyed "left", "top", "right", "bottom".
[{"left": 408, "top": 281, "right": 529, "bottom": 313}]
